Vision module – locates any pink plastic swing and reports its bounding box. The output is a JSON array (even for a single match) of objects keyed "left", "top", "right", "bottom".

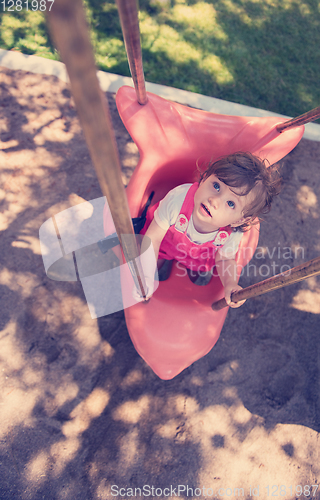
[{"left": 104, "top": 85, "right": 304, "bottom": 380}]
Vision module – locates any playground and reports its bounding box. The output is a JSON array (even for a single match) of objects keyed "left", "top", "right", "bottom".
[{"left": 1, "top": 60, "right": 320, "bottom": 498}]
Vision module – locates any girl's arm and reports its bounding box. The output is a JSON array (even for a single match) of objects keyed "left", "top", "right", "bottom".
[
  {"left": 141, "top": 218, "right": 168, "bottom": 261},
  {"left": 215, "top": 250, "right": 246, "bottom": 308},
  {"left": 133, "top": 219, "right": 168, "bottom": 300}
]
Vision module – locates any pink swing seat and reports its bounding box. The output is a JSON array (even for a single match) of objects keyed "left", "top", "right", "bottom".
[{"left": 106, "top": 86, "right": 304, "bottom": 380}]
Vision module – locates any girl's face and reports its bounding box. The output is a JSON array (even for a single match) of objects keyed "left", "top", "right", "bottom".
[{"left": 193, "top": 174, "right": 254, "bottom": 233}]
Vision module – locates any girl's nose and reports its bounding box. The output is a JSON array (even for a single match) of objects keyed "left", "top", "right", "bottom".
[{"left": 208, "top": 196, "right": 219, "bottom": 210}]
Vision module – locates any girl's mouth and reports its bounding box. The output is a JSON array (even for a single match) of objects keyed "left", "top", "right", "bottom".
[{"left": 200, "top": 203, "right": 212, "bottom": 217}]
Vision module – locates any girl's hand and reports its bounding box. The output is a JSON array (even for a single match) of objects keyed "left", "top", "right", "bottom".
[
  {"left": 132, "top": 276, "right": 155, "bottom": 303},
  {"left": 224, "top": 284, "right": 246, "bottom": 308}
]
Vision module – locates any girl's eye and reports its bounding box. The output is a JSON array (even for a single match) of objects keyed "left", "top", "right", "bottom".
[
  {"left": 213, "top": 182, "right": 220, "bottom": 191},
  {"left": 227, "top": 200, "right": 235, "bottom": 209}
]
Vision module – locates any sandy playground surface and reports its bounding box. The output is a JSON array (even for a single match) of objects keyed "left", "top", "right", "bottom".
[{"left": 1, "top": 66, "right": 320, "bottom": 500}]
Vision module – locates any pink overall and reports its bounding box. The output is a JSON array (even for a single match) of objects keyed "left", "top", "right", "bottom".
[{"left": 141, "top": 183, "right": 233, "bottom": 272}]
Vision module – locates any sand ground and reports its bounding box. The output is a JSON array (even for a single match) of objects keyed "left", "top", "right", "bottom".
[{"left": 1, "top": 66, "right": 320, "bottom": 500}]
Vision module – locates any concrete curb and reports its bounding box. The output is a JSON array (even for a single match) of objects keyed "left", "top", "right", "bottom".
[{"left": 1, "top": 48, "right": 319, "bottom": 142}]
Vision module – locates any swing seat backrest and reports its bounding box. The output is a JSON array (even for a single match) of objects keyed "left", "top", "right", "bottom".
[
  {"left": 113, "top": 86, "right": 304, "bottom": 380},
  {"left": 117, "top": 86, "right": 304, "bottom": 216}
]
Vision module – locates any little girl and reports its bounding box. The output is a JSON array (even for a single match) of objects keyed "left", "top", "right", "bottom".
[{"left": 134, "top": 152, "right": 281, "bottom": 307}]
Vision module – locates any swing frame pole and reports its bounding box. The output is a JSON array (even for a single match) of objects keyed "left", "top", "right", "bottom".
[
  {"left": 47, "top": 0, "right": 148, "bottom": 299},
  {"left": 116, "top": 0, "right": 147, "bottom": 105},
  {"left": 211, "top": 254, "right": 320, "bottom": 311},
  {"left": 277, "top": 105, "right": 320, "bottom": 133}
]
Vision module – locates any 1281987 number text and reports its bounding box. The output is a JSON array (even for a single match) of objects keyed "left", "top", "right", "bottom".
[
  {"left": 1, "top": 0, "right": 54, "bottom": 11},
  {"left": 266, "top": 484, "right": 319, "bottom": 497}
]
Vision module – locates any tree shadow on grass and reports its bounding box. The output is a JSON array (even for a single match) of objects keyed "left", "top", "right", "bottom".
[
  {"left": 139, "top": 0, "right": 320, "bottom": 117},
  {"left": 2, "top": 0, "right": 320, "bottom": 118},
  {"left": 1, "top": 67, "right": 320, "bottom": 499}
]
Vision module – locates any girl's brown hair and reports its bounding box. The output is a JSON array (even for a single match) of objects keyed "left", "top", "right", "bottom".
[{"left": 199, "top": 152, "right": 282, "bottom": 231}]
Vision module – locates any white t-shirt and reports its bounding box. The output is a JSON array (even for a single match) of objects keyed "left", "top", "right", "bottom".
[{"left": 154, "top": 184, "right": 243, "bottom": 259}]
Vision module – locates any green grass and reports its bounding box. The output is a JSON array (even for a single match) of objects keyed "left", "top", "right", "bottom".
[{"left": 1, "top": 0, "right": 320, "bottom": 118}]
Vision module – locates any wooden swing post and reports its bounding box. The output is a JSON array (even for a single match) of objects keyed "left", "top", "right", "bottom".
[
  {"left": 277, "top": 105, "right": 320, "bottom": 133},
  {"left": 211, "top": 255, "right": 320, "bottom": 311},
  {"left": 116, "top": 0, "right": 147, "bottom": 105},
  {"left": 47, "top": 0, "right": 148, "bottom": 299}
]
